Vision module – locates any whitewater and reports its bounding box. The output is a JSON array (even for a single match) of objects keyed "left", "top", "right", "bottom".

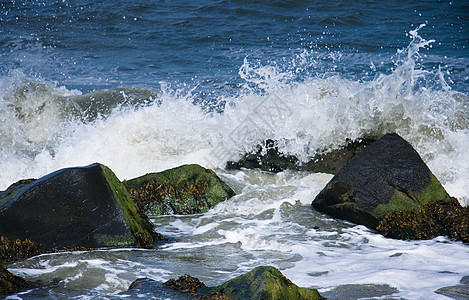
[{"left": 1, "top": 25, "right": 468, "bottom": 205}]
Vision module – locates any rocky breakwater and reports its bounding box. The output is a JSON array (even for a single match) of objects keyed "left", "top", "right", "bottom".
[
  {"left": 0, "top": 163, "right": 235, "bottom": 297},
  {"left": 312, "top": 133, "right": 468, "bottom": 242},
  {"left": 122, "top": 266, "right": 326, "bottom": 299},
  {"left": 123, "top": 164, "right": 235, "bottom": 217}
]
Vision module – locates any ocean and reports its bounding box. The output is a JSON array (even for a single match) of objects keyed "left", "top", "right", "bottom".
[{"left": 1, "top": 0, "right": 468, "bottom": 299}]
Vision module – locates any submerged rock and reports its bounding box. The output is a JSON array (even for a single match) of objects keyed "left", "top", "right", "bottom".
[
  {"left": 124, "top": 164, "right": 235, "bottom": 217},
  {"left": 436, "top": 275, "right": 469, "bottom": 300},
  {"left": 0, "top": 163, "right": 156, "bottom": 250},
  {"left": 312, "top": 133, "right": 451, "bottom": 229},
  {"left": 125, "top": 266, "right": 324, "bottom": 300},
  {"left": 68, "top": 86, "right": 160, "bottom": 121},
  {"left": 124, "top": 277, "right": 195, "bottom": 299},
  {"left": 321, "top": 283, "right": 398, "bottom": 300},
  {"left": 227, "top": 138, "right": 375, "bottom": 174},
  {"left": 0, "top": 263, "right": 29, "bottom": 298}
]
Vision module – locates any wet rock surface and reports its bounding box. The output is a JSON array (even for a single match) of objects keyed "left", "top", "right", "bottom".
[
  {"left": 312, "top": 133, "right": 451, "bottom": 229},
  {"left": 436, "top": 276, "right": 469, "bottom": 300},
  {"left": 124, "top": 164, "right": 235, "bottom": 217},
  {"left": 0, "top": 163, "right": 156, "bottom": 250},
  {"left": 227, "top": 138, "right": 375, "bottom": 174}
]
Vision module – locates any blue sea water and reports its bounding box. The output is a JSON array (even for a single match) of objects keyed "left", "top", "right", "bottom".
[
  {"left": 1, "top": 0, "right": 467, "bottom": 91},
  {"left": 1, "top": 1, "right": 469, "bottom": 299}
]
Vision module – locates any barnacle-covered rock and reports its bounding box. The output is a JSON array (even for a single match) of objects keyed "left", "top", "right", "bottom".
[
  {"left": 124, "top": 164, "right": 235, "bottom": 217},
  {"left": 163, "top": 274, "right": 205, "bottom": 295},
  {"left": 377, "top": 198, "right": 469, "bottom": 242}
]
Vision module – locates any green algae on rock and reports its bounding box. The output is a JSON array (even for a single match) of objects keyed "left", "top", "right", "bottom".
[
  {"left": 312, "top": 133, "right": 452, "bottom": 230},
  {"left": 211, "top": 266, "right": 324, "bottom": 300},
  {"left": 124, "top": 164, "right": 235, "bottom": 217},
  {"left": 99, "top": 165, "right": 156, "bottom": 248},
  {"left": 0, "top": 163, "right": 156, "bottom": 250}
]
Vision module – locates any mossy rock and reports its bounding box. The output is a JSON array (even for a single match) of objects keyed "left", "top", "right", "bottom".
[
  {"left": 377, "top": 198, "right": 469, "bottom": 242},
  {"left": 124, "top": 164, "right": 235, "bottom": 217},
  {"left": 209, "top": 266, "right": 323, "bottom": 300},
  {"left": 0, "top": 263, "right": 29, "bottom": 298},
  {"left": 312, "top": 133, "right": 452, "bottom": 230},
  {"left": 0, "top": 163, "right": 156, "bottom": 250}
]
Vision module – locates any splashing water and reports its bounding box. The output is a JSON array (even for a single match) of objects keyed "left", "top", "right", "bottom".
[{"left": 1, "top": 25, "right": 468, "bottom": 206}]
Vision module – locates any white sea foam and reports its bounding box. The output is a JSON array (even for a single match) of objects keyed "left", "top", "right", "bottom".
[
  {"left": 1, "top": 27, "right": 467, "bottom": 208},
  {"left": 5, "top": 167, "right": 469, "bottom": 298},
  {"left": 151, "top": 169, "right": 469, "bottom": 298}
]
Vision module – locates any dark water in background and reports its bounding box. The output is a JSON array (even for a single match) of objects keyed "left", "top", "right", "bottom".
[
  {"left": 1, "top": 1, "right": 469, "bottom": 299},
  {"left": 1, "top": 0, "right": 468, "bottom": 92}
]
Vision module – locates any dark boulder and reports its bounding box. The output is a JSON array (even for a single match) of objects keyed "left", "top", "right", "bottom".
[
  {"left": 0, "top": 163, "right": 156, "bottom": 250},
  {"left": 227, "top": 138, "right": 375, "bottom": 174},
  {"left": 124, "top": 164, "right": 235, "bottom": 217},
  {"left": 0, "top": 179, "right": 36, "bottom": 209},
  {"left": 226, "top": 139, "right": 301, "bottom": 173},
  {"left": 312, "top": 133, "right": 451, "bottom": 229}
]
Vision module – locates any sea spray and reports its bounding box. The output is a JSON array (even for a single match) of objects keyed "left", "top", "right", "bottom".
[{"left": 1, "top": 26, "right": 468, "bottom": 209}]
